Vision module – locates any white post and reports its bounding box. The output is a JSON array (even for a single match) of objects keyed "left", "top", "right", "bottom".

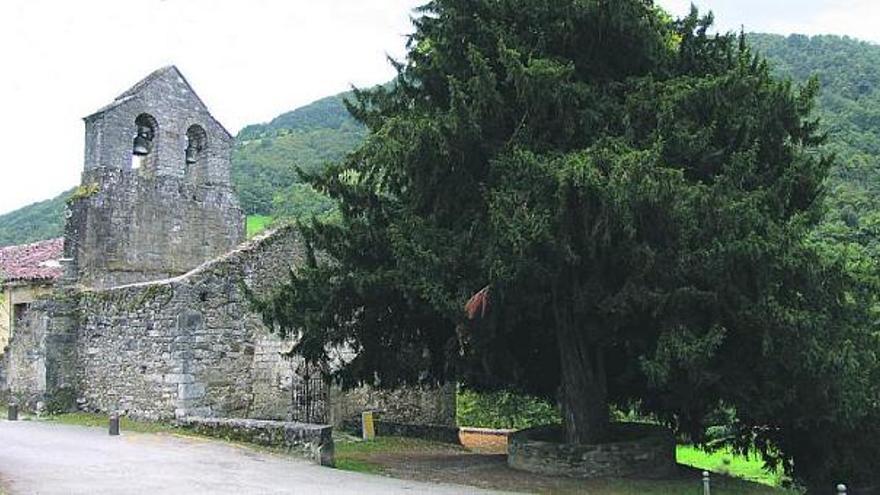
[
  {"left": 702, "top": 471, "right": 711, "bottom": 495},
  {"left": 837, "top": 484, "right": 847, "bottom": 495}
]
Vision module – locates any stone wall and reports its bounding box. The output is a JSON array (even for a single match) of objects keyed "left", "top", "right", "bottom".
[
  {"left": 178, "top": 417, "right": 334, "bottom": 466},
  {"left": 75, "top": 227, "right": 306, "bottom": 420},
  {"left": 3, "top": 224, "right": 456, "bottom": 426},
  {"left": 0, "top": 283, "right": 54, "bottom": 354},
  {"left": 65, "top": 168, "right": 244, "bottom": 290},
  {"left": 330, "top": 383, "right": 457, "bottom": 427},
  {"left": 2, "top": 66, "right": 455, "bottom": 428},
  {"left": 342, "top": 418, "right": 462, "bottom": 444},
  {"left": 507, "top": 423, "right": 676, "bottom": 479},
  {"left": 2, "top": 289, "right": 87, "bottom": 413},
  {"left": 3, "top": 300, "right": 49, "bottom": 410}
]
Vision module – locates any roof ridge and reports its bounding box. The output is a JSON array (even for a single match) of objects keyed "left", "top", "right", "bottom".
[
  {"left": 84, "top": 65, "right": 233, "bottom": 140},
  {"left": 115, "top": 65, "right": 178, "bottom": 100},
  {"left": 0, "top": 237, "right": 63, "bottom": 252}
]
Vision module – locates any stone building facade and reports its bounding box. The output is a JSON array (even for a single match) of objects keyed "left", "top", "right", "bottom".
[
  {"left": 0, "top": 239, "right": 64, "bottom": 353},
  {"left": 0, "top": 67, "right": 454, "bottom": 427},
  {"left": 71, "top": 66, "right": 244, "bottom": 290}
]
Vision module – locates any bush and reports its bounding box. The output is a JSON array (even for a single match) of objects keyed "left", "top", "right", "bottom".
[{"left": 456, "top": 388, "right": 560, "bottom": 430}]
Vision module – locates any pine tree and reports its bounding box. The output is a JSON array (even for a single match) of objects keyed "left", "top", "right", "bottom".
[{"left": 257, "top": 1, "right": 880, "bottom": 488}]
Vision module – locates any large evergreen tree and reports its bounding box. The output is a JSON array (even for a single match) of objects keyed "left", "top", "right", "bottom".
[{"left": 258, "top": 0, "right": 879, "bottom": 488}]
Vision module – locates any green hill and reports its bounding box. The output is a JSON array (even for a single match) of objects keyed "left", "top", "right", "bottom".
[
  {"left": 1, "top": 33, "right": 878, "bottom": 249},
  {"left": 0, "top": 190, "right": 72, "bottom": 247},
  {"left": 233, "top": 93, "right": 365, "bottom": 216},
  {"left": 749, "top": 34, "right": 880, "bottom": 260}
]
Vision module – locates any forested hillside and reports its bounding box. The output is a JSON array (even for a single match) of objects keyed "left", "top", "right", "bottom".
[
  {"left": 750, "top": 34, "right": 880, "bottom": 263},
  {"left": 232, "top": 93, "right": 364, "bottom": 216},
  {"left": 0, "top": 189, "right": 72, "bottom": 246},
  {"left": 0, "top": 33, "right": 877, "bottom": 249}
]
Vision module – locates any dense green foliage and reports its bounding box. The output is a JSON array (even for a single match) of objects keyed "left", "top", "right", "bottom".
[
  {"left": 751, "top": 34, "right": 880, "bottom": 286},
  {"left": 456, "top": 389, "right": 560, "bottom": 430},
  {"left": 232, "top": 93, "right": 364, "bottom": 217},
  {"left": 255, "top": 1, "right": 879, "bottom": 490},
  {"left": 0, "top": 189, "right": 72, "bottom": 247}
]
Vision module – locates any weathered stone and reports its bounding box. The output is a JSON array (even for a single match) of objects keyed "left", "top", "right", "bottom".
[
  {"left": 163, "top": 373, "right": 194, "bottom": 384},
  {"left": 1, "top": 66, "right": 455, "bottom": 431},
  {"left": 68, "top": 66, "right": 244, "bottom": 290},
  {"left": 178, "top": 416, "right": 334, "bottom": 466},
  {"left": 330, "top": 383, "right": 457, "bottom": 427},
  {"left": 507, "top": 423, "right": 677, "bottom": 479}
]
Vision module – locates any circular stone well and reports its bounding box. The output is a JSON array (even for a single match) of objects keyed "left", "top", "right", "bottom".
[{"left": 507, "top": 423, "right": 676, "bottom": 479}]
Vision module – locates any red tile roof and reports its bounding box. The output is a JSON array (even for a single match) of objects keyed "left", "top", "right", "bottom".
[{"left": 0, "top": 238, "right": 64, "bottom": 283}]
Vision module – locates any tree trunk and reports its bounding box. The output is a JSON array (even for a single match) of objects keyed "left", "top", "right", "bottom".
[{"left": 556, "top": 321, "right": 609, "bottom": 445}]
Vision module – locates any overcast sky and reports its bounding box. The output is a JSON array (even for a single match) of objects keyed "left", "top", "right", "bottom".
[{"left": 0, "top": 0, "right": 877, "bottom": 215}]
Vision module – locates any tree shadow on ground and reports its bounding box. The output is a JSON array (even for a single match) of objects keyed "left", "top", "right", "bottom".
[{"left": 343, "top": 443, "right": 795, "bottom": 495}]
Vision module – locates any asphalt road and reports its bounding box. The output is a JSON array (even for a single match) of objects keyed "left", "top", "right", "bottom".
[{"left": 0, "top": 420, "right": 506, "bottom": 495}]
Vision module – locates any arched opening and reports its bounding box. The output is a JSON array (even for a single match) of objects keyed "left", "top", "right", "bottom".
[
  {"left": 185, "top": 124, "right": 207, "bottom": 166},
  {"left": 132, "top": 113, "right": 158, "bottom": 170}
]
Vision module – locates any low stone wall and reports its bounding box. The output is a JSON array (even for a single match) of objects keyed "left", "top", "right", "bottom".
[
  {"left": 508, "top": 423, "right": 676, "bottom": 479},
  {"left": 178, "top": 416, "right": 334, "bottom": 466},
  {"left": 342, "top": 417, "right": 511, "bottom": 453},
  {"left": 342, "top": 418, "right": 463, "bottom": 444}
]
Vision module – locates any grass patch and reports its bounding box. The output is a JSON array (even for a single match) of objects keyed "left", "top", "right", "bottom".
[
  {"left": 41, "top": 412, "right": 180, "bottom": 434},
  {"left": 336, "top": 435, "right": 460, "bottom": 455},
  {"left": 334, "top": 435, "right": 462, "bottom": 475},
  {"left": 334, "top": 457, "right": 383, "bottom": 474},
  {"left": 677, "top": 445, "right": 788, "bottom": 487},
  {"left": 246, "top": 215, "right": 272, "bottom": 238}
]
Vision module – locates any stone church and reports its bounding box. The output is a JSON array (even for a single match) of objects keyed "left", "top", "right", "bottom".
[{"left": 0, "top": 66, "right": 454, "bottom": 426}]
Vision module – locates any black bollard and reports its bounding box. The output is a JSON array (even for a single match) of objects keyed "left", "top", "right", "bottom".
[
  {"left": 109, "top": 413, "right": 120, "bottom": 436},
  {"left": 7, "top": 403, "right": 18, "bottom": 421}
]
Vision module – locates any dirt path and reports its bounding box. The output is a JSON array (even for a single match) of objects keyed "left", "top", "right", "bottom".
[{"left": 342, "top": 441, "right": 790, "bottom": 495}]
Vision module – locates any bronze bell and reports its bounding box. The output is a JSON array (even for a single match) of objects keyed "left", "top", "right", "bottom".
[
  {"left": 132, "top": 126, "right": 152, "bottom": 156},
  {"left": 185, "top": 143, "right": 198, "bottom": 164}
]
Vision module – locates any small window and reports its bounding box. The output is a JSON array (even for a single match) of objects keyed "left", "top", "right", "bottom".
[{"left": 13, "top": 303, "right": 30, "bottom": 327}]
